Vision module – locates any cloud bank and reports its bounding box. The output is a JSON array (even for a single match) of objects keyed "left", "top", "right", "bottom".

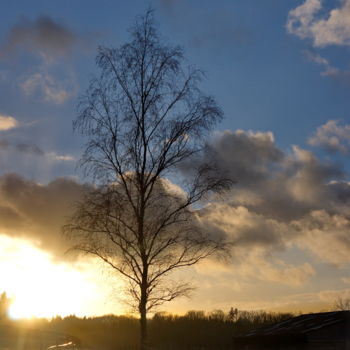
[
  {"left": 1, "top": 122, "right": 350, "bottom": 297},
  {"left": 0, "top": 174, "right": 86, "bottom": 259},
  {"left": 187, "top": 127, "right": 350, "bottom": 273}
]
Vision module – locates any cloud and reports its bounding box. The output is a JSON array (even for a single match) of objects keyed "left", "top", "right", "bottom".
[
  {"left": 261, "top": 262, "right": 315, "bottom": 286},
  {"left": 0, "top": 140, "right": 10, "bottom": 149},
  {"left": 342, "top": 277, "right": 350, "bottom": 285},
  {"left": 182, "top": 128, "right": 350, "bottom": 271},
  {"left": 190, "top": 130, "right": 343, "bottom": 220},
  {"left": 294, "top": 210, "right": 350, "bottom": 266},
  {"left": 0, "top": 139, "right": 74, "bottom": 160},
  {"left": 197, "top": 204, "right": 291, "bottom": 251},
  {"left": 0, "top": 15, "right": 89, "bottom": 104},
  {"left": 15, "top": 143, "right": 45, "bottom": 156},
  {"left": 0, "top": 115, "right": 18, "bottom": 131},
  {"left": 308, "top": 120, "right": 350, "bottom": 154},
  {"left": 0, "top": 125, "right": 350, "bottom": 291},
  {"left": 182, "top": 130, "right": 283, "bottom": 188},
  {"left": 287, "top": 0, "right": 350, "bottom": 47},
  {"left": 303, "top": 50, "right": 350, "bottom": 84},
  {"left": 0, "top": 140, "right": 45, "bottom": 156},
  {"left": 20, "top": 71, "right": 75, "bottom": 104},
  {"left": 303, "top": 49, "right": 329, "bottom": 66},
  {"left": 319, "top": 288, "right": 350, "bottom": 303},
  {"left": 0, "top": 139, "right": 75, "bottom": 182},
  {"left": 196, "top": 204, "right": 315, "bottom": 286},
  {"left": 0, "top": 16, "right": 84, "bottom": 61},
  {"left": 48, "top": 153, "right": 75, "bottom": 161},
  {"left": 0, "top": 173, "right": 87, "bottom": 259}
]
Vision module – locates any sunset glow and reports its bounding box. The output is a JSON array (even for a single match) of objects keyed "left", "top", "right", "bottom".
[
  {"left": 0, "top": 235, "right": 124, "bottom": 318},
  {"left": 1, "top": 0, "right": 350, "bottom": 328}
]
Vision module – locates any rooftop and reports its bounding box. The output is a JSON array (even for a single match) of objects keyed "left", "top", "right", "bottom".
[{"left": 242, "top": 311, "right": 349, "bottom": 337}]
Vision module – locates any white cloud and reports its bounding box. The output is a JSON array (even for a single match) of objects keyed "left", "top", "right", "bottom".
[
  {"left": 0, "top": 115, "right": 18, "bottom": 131},
  {"left": 20, "top": 72, "right": 74, "bottom": 104},
  {"left": 47, "top": 152, "right": 75, "bottom": 161},
  {"left": 287, "top": 0, "right": 350, "bottom": 47},
  {"left": 308, "top": 120, "right": 350, "bottom": 154},
  {"left": 287, "top": 0, "right": 322, "bottom": 41}
]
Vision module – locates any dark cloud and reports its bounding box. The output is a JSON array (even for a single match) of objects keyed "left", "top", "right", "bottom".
[
  {"left": 1, "top": 126, "right": 350, "bottom": 271},
  {"left": 0, "top": 204, "right": 23, "bottom": 231},
  {"left": 0, "top": 16, "right": 83, "bottom": 59},
  {"left": 15, "top": 143, "right": 45, "bottom": 156},
  {"left": 203, "top": 130, "right": 283, "bottom": 186},
  {"left": 0, "top": 139, "right": 74, "bottom": 160},
  {"left": 183, "top": 129, "right": 350, "bottom": 267},
  {"left": 190, "top": 130, "right": 344, "bottom": 221},
  {"left": 0, "top": 140, "right": 10, "bottom": 150},
  {"left": 327, "top": 181, "right": 350, "bottom": 206},
  {"left": 0, "top": 173, "right": 87, "bottom": 260},
  {"left": 0, "top": 139, "right": 44, "bottom": 155}
]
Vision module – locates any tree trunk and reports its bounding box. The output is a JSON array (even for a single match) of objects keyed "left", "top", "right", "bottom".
[
  {"left": 139, "top": 295, "right": 148, "bottom": 350},
  {"left": 140, "top": 308, "right": 147, "bottom": 350}
]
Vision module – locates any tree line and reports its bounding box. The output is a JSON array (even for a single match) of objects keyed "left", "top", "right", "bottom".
[{"left": 0, "top": 306, "right": 293, "bottom": 350}]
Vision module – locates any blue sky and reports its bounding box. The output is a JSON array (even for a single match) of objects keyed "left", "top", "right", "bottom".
[
  {"left": 1, "top": 0, "right": 349, "bottom": 178},
  {"left": 1, "top": 0, "right": 350, "bottom": 315}
]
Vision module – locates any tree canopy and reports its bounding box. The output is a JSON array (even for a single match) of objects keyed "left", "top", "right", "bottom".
[{"left": 65, "top": 9, "right": 231, "bottom": 350}]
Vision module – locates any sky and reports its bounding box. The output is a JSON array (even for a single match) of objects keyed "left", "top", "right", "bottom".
[{"left": 1, "top": 0, "right": 350, "bottom": 317}]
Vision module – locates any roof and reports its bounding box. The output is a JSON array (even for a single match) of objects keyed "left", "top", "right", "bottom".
[{"left": 234, "top": 311, "right": 350, "bottom": 347}]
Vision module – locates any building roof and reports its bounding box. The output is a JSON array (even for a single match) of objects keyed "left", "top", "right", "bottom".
[
  {"left": 234, "top": 311, "right": 350, "bottom": 347},
  {"left": 245, "top": 311, "right": 348, "bottom": 337}
]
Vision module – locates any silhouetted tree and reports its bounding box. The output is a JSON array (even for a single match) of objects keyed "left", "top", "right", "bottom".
[
  {"left": 64, "top": 9, "right": 231, "bottom": 350},
  {"left": 0, "top": 292, "right": 11, "bottom": 320},
  {"left": 334, "top": 296, "right": 350, "bottom": 311},
  {"left": 227, "top": 307, "right": 238, "bottom": 322}
]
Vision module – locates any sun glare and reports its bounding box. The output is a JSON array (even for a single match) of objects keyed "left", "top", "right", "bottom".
[{"left": 0, "top": 234, "right": 124, "bottom": 319}]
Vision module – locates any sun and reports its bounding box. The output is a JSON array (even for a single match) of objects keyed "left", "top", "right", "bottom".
[{"left": 0, "top": 234, "right": 124, "bottom": 319}]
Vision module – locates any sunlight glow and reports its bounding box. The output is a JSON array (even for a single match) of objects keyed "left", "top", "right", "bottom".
[{"left": 0, "top": 234, "right": 124, "bottom": 318}]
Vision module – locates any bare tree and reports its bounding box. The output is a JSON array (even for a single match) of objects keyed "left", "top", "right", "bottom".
[
  {"left": 64, "top": 9, "right": 231, "bottom": 350},
  {"left": 333, "top": 296, "right": 350, "bottom": 311},
  {"left": 0, "top": 292, "right": 11, "bottom": 320}
]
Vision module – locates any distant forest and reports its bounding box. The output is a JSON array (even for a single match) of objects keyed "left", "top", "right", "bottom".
[{"left": 0, "top": 303, "right": 294, "bottom": 350}]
